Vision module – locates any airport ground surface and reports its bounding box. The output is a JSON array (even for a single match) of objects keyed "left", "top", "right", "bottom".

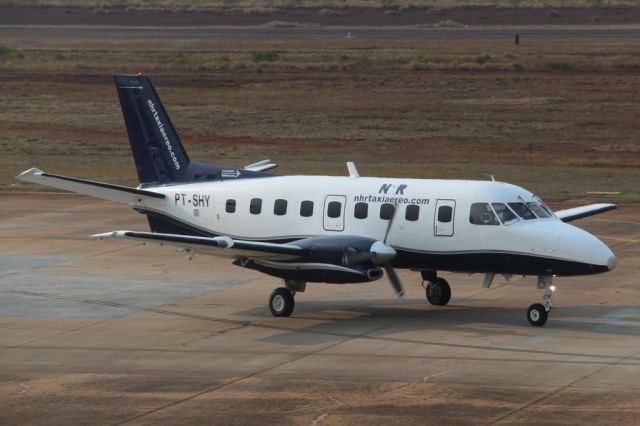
[{"left": 0, "top": 193, "right": 639, "bottom": 425}]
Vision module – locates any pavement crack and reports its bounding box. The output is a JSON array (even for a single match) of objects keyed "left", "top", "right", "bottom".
[
  {"left": 114, "top": 325, "right": 389, "bottom": 424},
  {"left": 0, "top": 317, "right": 113, "bottom": 354},
  {"left": 180, "top": 325, "right": 245, "bottom": 346}
]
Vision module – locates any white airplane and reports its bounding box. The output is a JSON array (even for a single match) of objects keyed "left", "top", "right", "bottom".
[{"left": 17, "top": 74, "right": 618, "bottom": 327}]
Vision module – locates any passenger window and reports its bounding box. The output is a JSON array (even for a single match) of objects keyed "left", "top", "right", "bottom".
[
  {"left": 405, "top": 205, "right": 419, "bottom": 221},
  {"left": 354, "top": 202, "right": 368, "bottom": 219},
  {"left": 300, "top": 200, "right": 314, "bottom": 217},
  {"left": 508, "top": 202, "right": 536, "bottom": 220},
  {"left": 527, "top": 202, "right": 551, "bottom": 218},
  {"left": 274, "top": 199, "right": 287, "bottom": 216},
  {"left": 327, "top": 201, "right": 342, "bottom": 218},
  {"left": 250, "top": 198, "right": 262, "bottom": 215},
  {"left": 438, "top": 205, "right": 453, "bottom": 223},
  {"left": 380, "top": 203, "right": 395, "bottom": 220},
  {"left": 469, "top": 203, "right": 500, "bottom": 225},
  {"left": 226, "top": 199, "right": 236, "bottom": 213},
  {"left": 492, "top": 203, "right": 518, "bottom": 225}
]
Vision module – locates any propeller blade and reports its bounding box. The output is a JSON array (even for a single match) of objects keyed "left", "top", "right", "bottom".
[
  {"left": 384, "top": 263, "right": 404, "bottom": 298},
  {"left": 383, "top": 203, "right": 398, "bottom": 244}
]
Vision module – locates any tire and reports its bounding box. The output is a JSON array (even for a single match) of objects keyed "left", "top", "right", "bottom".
[
  {"left": 426, "top": 278, "right": 451, "bottom": 306},
  {"left": 527, "top": 303, "right": 548, "bottom": 327},
  {"left": 269, "top": 288, "right": 295, "bottom": 317}
]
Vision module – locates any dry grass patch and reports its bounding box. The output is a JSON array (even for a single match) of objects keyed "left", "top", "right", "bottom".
[{"left": 1, "top": 34, "right": 638, "bottom": 203}]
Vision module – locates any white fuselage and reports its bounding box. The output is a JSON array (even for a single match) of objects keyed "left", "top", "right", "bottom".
[{"left": 135, "top": 175, "right": 614, "bottom": 276}]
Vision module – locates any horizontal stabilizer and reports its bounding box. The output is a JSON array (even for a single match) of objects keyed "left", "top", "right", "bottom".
[
  {"left": 555, "top": 203, "right": 616, "bottom": 222},
  {"left": 243, "top": 159, "right": 279, "bottom": 172},
  {"left": 16, "top": 168, "right": 164, "bottom": 204},
  {"left": 94, "top": 230, "right": 304, "bottom": 260}
]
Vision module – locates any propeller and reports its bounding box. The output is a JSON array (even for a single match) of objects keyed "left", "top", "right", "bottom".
[
  {"left": 341, "top": 204, "right": 403, "bottom": 297},
  {"left": 384, "top": 263, "right": 404, "bottom": 297},
  {"left": 381, "top": 204, "right": 404, "bottom": 298}
]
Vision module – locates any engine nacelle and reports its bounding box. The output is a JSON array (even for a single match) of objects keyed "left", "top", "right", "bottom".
[{"left": 233, "top": 235, "right": 394, "bottom": 284}]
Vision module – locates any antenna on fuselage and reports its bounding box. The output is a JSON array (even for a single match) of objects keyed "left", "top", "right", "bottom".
[{"left": 346, "top": 162, "right": 360, "bottom": 178}]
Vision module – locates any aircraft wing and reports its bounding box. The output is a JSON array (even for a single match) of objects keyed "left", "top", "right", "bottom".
[
  {"left": 554, "top": 203, "right": 616, "bottom": 222},
  {"left": 93, "top": 230, "right": 305, "bottom": 261},
  {"left": 16, "top": 168, "right": 164, "bottom": 204}
]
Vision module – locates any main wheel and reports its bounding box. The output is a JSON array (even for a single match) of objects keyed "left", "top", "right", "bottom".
[
  {"left": 426, "top": 278, "right": 451, "bottom": 306},
  {"left": 269, "top": 288, "right": 295, "bottom": 317},
  {"left": 527, "top": 303, "right": 548, "bottom": 327}
]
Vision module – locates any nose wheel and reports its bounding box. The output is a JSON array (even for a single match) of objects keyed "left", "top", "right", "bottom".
[
  {"left": 527, "top": 303, "right": 548, "bottom": 327},
  {"left": 527, "top": 276, "right": 555, "bottom": 327}
]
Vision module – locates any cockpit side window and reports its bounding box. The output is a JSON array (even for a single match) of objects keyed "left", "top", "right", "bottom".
[
  {"left": 508, "top": 202, "right": 536, "bottom": 220},
  {"left": 469, "top": 203, "right": 500, "bottom": 225},
  {"left": 526, "top": 202, "right": 551, "bottom": 218},
  {"left": 492, "top": 203, "right": 518, "bottom": 225}
]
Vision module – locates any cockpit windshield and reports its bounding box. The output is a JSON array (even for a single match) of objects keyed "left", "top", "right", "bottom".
[
  {"left": 470, "top": 200, "right": 554, "bottom": 226},
  {"left": 537, "top": 200, "right": 554, "bottom": 217},
  {"left": 508, "top": 202, "right": 536, "bottom": 220},
  {"left": 492, "top": 203, "right": 519, "bottom": 225},
  {"left": 526, "top": 202, "right": 551, "bottom": 218}
]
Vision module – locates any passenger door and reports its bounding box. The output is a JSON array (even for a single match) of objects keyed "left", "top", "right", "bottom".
[
  {"left": 323, "top": 195, "right": 346, "bottom": 231},
  {"left": 434, "top": 199, "right": 456, "bottom": 237}
]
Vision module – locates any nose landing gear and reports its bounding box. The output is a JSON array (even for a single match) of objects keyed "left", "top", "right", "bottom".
[{"left": 527, "top": 276, "right": 555, "bottom": 327}]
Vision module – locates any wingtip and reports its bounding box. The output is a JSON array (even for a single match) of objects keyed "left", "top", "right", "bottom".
[
  {"left": 15, "top": 167, "right": 44, "bottom": 181},
  {"left": 92, "top": 230, "right": 128, "bottom": 239}
]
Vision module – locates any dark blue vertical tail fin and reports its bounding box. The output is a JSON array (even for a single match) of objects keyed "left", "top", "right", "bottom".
[{"left": 114, "top": 74, "right": 190, "bottom": 184}]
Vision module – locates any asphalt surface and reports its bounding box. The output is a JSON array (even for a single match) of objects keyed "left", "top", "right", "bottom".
[
  {"left": 1, "top": 24, "right": 640, "bottom": 38},
  {"left": 1, "top": 193, "right": 639, "bottom": 424}
]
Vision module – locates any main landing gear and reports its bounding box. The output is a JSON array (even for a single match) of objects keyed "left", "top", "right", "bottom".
[
  {"left": 527, "top": 276, "right": 555, "bottom": 327},
  {"left": 421, "top": 271, "right": 451, "bottom": 306},
  {"left": 268, "top": 280, "right": 306, "bottom": 317},
  {"left": 269, "top": 288, "right": 295, "bottom": 317}
]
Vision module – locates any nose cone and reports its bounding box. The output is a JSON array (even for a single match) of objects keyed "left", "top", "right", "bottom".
[
  {"left": 370, "top": 241, "right": 397, "bottom": 265},
  {"left": 590, "top": 243, "right": 617, "bottom": 272}
]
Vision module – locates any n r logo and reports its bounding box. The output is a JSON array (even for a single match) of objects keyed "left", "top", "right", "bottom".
[
  {"left": 395, "top": 184, "right": 407, "bottom": 195},
  {"left": 379, "top": 183, "right": 408, "bottom": 195},
  {"left": 379, "top": 184, "right": 392, "bottom": 194}
]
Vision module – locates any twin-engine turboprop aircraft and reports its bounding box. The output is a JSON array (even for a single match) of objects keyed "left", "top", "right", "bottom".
[{"left": 17, "top": 74, "right": 618, "bottom": 326}]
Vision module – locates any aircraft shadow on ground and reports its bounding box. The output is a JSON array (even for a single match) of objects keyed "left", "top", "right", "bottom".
[{"left": 239, "top": 299, "right": 640, "bottom": 349}]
